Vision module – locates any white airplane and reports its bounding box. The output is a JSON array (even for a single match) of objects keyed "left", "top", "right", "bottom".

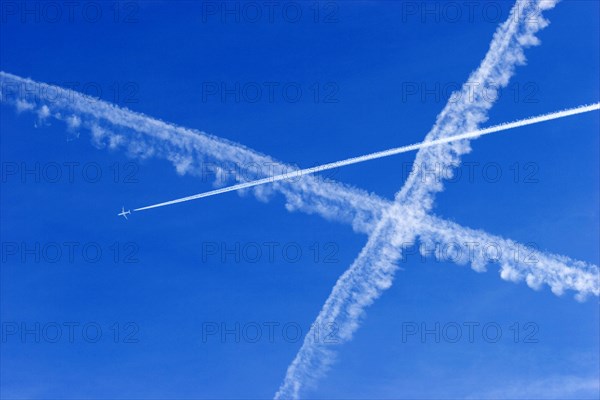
[{"left": 118, "top": 207, "right": 131, "bottom": 220}]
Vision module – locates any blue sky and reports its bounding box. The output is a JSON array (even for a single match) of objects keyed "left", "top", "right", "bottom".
[{"left": 1, "top": 1, "right": 599, "bottom": 399}]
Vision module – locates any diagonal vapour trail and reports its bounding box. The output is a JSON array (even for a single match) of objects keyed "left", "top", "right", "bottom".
[
  {"left": 275, "top": 0, "right": 569, "bottom": 398},
  {"left": 417, "top": 214, "right": 600, "bottom": 299},
  {"left": 133, "top": 103, "right": 599, "bottom": 212}
]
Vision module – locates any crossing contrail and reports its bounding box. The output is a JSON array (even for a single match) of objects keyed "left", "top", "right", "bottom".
[
  {"left": 4, "top": 70, "right": 596, "bottom": 299},
  {"left": 274, "top": 0, "right": 564, "bottom": 396},
  {"left": 133, "top": 102, "right": 599, "bottom": 213},
  {"left": 2, "top": 72, "right": 596, "bottom": 300}
]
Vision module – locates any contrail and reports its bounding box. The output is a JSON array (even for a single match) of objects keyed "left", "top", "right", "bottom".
[
  {"left": 2, "top": 72, "right": 596, "bottom": 301},
  {"left": 133, "top": 103, "right": 599, "bottom": 212},
  {"left": 275, "top": 0, "right": 566, "bottom": 397},
  {"left": 1, "top": 36, "right": 598, "bottom": 398},
  {"left": 0, "top": 70, "right": 387, "bottom": 233},
  {"left": 417, "top": 214, "right": 600, "bottom": 300}
]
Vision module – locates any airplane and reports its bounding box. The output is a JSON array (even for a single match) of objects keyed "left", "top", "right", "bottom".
[{"left": 118, "top": 207, "right": 131, "bottom": 220}]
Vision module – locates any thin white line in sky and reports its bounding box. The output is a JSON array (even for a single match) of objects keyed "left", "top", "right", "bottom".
[{"left": 133, "top": 103, "right": 599, "bottom": 212}]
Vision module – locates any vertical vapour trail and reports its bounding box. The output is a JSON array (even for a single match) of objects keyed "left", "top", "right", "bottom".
[
  {"left": 275, "top": 0, "right": 560, "bottom": 398},
  {"left": 1, "top": 71, "right": 596, "bottom": 301}
]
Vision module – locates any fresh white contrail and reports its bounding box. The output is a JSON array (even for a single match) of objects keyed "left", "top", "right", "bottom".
[{"left": 133, "top": 103, "right": 599, "bottom": 212}]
